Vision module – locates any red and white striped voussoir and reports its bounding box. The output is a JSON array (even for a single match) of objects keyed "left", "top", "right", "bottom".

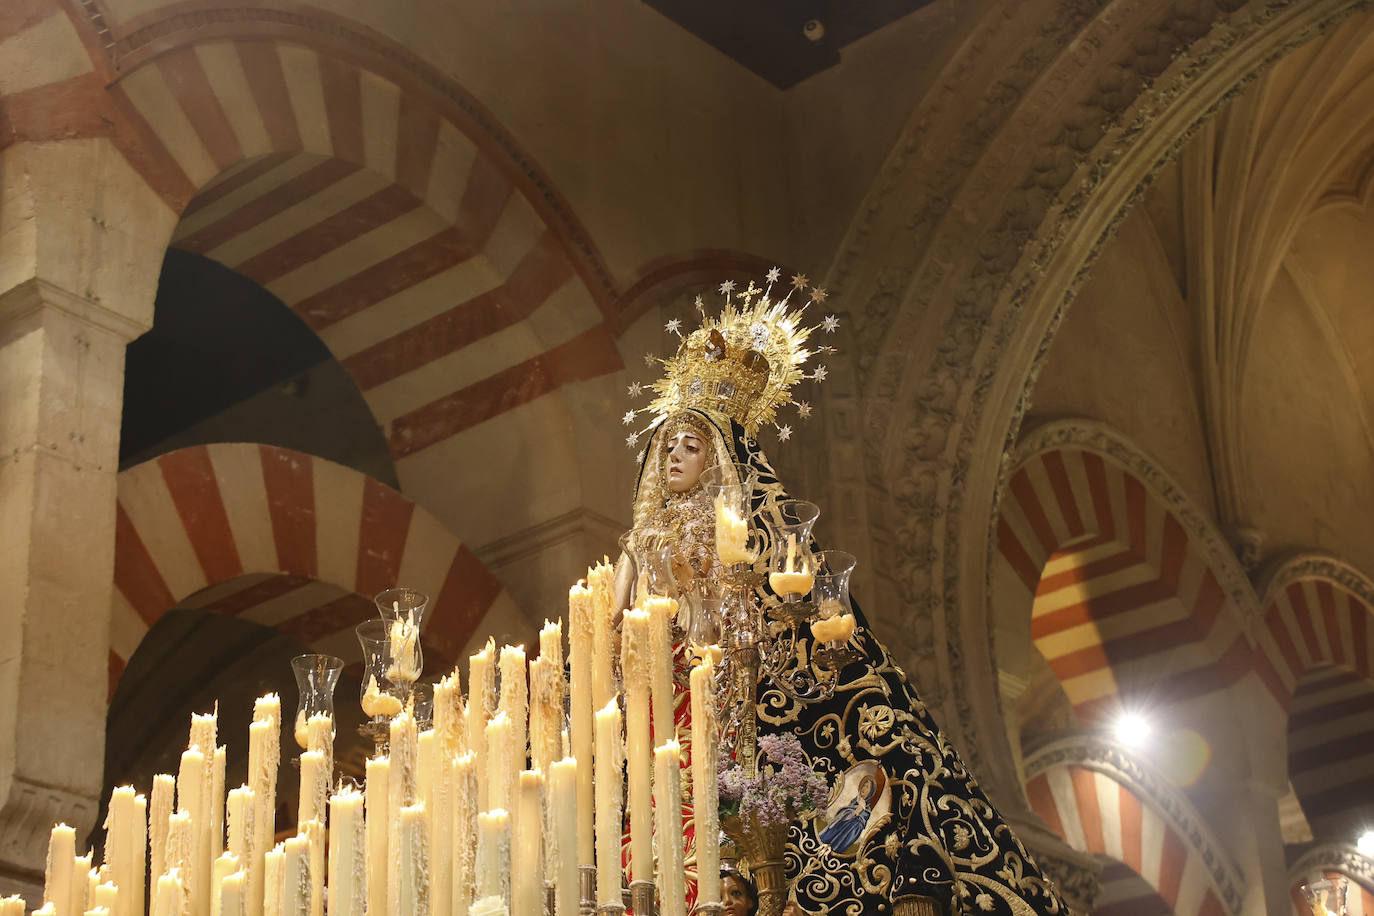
[
  {"left": 1285, "top": 665, "right": 1374, "bottom": 835},
  {"left": 997, "top": 442, "right": 1250, "bottom": 718},
  {"left": 111, "top": 442, "right": 521, "bottom": 691},
  {"left": 113, "top": 37, "right": 622, "bottom": 461},
  {"left": 1252, "top": 569, "right": 1374, "bottom": 711},
  {"left": 1025, "top": 764, "right": 1232, "bottom": 916}
]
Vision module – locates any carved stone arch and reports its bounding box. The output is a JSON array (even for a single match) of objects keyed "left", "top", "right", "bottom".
[
  {"left": 822, "top": 0, "right": 1367, "bottom": 808},
  {"left": 1024, "top": 734, "right": 1246, "bottom": 916},
  {"left": 111, "top": 443, "right": 525, "bottom": 692},
  {"left": 994, "top": 419, "right": 1258, "bottom": 724},
  {"left": 1249, "top": 552, "right": 1374, "bottom": 840}
]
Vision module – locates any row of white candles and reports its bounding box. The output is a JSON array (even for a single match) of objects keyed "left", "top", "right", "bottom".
[{"left": 35, "top": 560, "right": 722, "bottom": 916}]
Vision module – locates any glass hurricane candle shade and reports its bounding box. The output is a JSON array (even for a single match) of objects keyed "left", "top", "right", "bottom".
[
  {"left": 356, "top": 619, "right": 409, "bottom": 720},
  {"left": 701, "top": 463, "right": 760, "bottom": 566},
  {"left": 411, "top": 682, "right": 435, "bottom": 729},
  {"left": 1299, "top": 879, "right": 1348, "bottom": 916},
  {"left": 767, "top": 500, "right": 820, "bottom": 599},
  {"left": 375, "top": 587, "right": 429, "bottom": 686},
  {"left": 810, "top": 550, "right": 858, "bottom": 646},
  {"left": 619, "top": 530, "right": 681, "bottom": 604},
  {"left": 689, "top": 595, "right": 723, "bottom": 651},
  {"left": 290, "top": 654, "right": 343, "bottom": 749}
]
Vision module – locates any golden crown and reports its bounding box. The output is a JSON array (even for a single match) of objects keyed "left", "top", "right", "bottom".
[{"left": 623, "top": 268, "right": 838, "bottom": 446}]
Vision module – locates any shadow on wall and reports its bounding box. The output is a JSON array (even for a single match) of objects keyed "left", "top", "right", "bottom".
[{"left": 121, "top": 249, "right": 398, "bottom": 489}]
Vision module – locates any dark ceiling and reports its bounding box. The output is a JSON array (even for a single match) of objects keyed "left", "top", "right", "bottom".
[{"left": 642, "top": 0, "right": 936, "bottom": 88}]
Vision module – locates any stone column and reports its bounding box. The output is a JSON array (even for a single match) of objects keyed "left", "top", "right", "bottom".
[{"left": 0, "top": 139, "right": 173, "bottom": 896}]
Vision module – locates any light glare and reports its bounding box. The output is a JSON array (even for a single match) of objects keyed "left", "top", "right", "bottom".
[
  {"left": 1358, "top": 830, "right": 1374, "bottom": 857},
  {"left": 1114, "top": 712, "right": 1152, "bottom": 747}
]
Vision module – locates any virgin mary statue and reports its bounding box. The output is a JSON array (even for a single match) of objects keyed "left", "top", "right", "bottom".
[{"left": 619, "top": 276, "right": 1067, "bottom": 916}]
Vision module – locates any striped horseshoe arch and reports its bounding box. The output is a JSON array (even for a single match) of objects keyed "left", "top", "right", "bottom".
[
  {"left": 996, "top": 421, "right": 1257, "bottom": 720},
  {"left": 1024, "top": 738, "right": 1243, "bottom": 916},
  {"left": 1253, "top": 556, "right": 1374, "bottom": 839},
  {"left": 106, "top": 34, "right": 623, "bottom": 524},
  {"left": 111, "top": 443, "right": 525, "bottom": 693}
]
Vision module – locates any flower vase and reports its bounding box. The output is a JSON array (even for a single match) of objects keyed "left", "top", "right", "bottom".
[{"left": 721, "top": 811, "right": 789, "bottom": 916}]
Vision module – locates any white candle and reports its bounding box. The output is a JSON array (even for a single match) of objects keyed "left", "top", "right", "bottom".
[
  {"left": 151, "top": 871, "right": 183, "bottom": 916},
  {"left": 511, "top": 771, "right": 543, "bottom": 916},
  {"left": 44, "top": 823, "right": 75, "bottom": 916},
  {"left": 281, "top": 836, "right": 309, "bottom": 916},
  {"left": 417, "top": 729, "right": 436, "bottom": 815},
  {"left": 415, "top": 730, "right": 437, "bottom": 916},
  {"left": 211, "top": 853, "right": 239, "bottom": 916},
  {"left": 811, "top": 613, "right": 856, "bottom": 644},
  {"left": 72, "top": 854, "right": 92, "bottom": 916},
  {"left": 468, "top": 640, "right": 496, "bottom": 812},
  {"left": 474, "top": 810, "right": 510, "bottom": 903},
  {"left": 262, "top": 846, "right": 284, "bottom": 916},
  {"left": 567, "top": 582, "right": 595, "bottom": 865},
  {"left": 130, "top": 792, "right": 148, "bottom": 916},
  {"left": 364, "top": 756, "right": 389, "bottom": 916},
  {"left": 105, "top": 787, "right": 139, "bottom": 916},
  {"left": 588, "top": 564, "right": 616, "bottom": 713},
  {"left": 620, "top": 610, "right": 653, "bottom": 885},
  {"left": 149, "top": 774, "right": 175, "bottom": 895},
  {"left": 361, "top": 678, "right": 402, "bottom": 718},
  {"left": 388, "top": 711, "right": 418, "bottom": 916},
  {"left": 218, "top": 871, "right": 245, "bottom": 916},
  {"left": 498, "top": 645, "right": 529, "bottom": 872},
  {"left": 212, "top": 746, "right": 226, "bottom": 860},
  {"left": 249, "top": 695, "right": 281, "bottom": 916},
  {"left": 497, "top": 646, "right": 528, "bottom": 800},
  {"left": 327, "top": 788, "right": 365, "bottom": 916},
  {"left": 690, "top": 657, "right": 720, "bottom": 906},
  {"left": 92, "top": 882, "right": 117, "bottom": 911},
  {"left": 469, "top": 897, "right": 508, "bottom": 916},
  {"left": 398, "top": 804, "right": 429, "bottom": 916},
  {"left": 714, "top": 495, "right": 753, "bottom": 564},
  {"left": 298, "top": 751, "right": 328, "bottom": 826},
  {"left": 165, "top": 811, "right": 194, "bottom": 902},
  {"left": 484, "top": 712, "right": 512, "bottom": 812},
  {"left": 530, "top": 622, "right": 565, "bottom": 778},
  {"left": 645, "top": 597, "right": 677, "bottom": 746},
  {"left": 191, "top": 710, "right": 219, "bottom": 916},
  {"left": 1, "top": 897, "right": 27, "bottom": 916},
  {"left": 304, "top": 715, "right": 332, "bottom": 758},
  {"left": 190, "top": 709, "right": 218, "bottom": 756},
  {"left": 654, "top": 742, "right": 685, "bottom": 916},
  {"left": 177, "top": 747, "right": 211, "bottom": 916},
  {"left": 432, "top": 674, "right": 464, "bottom": 916},
  {"left": 593, "top": 700, "right": 622, "bottom": 907},
  {"left": 301, "top": 821, "right": 324, "bottom": 916},
  {"left": 226, "top": 786, "right": 254, "bottom": 864},
  {"left": 548, "top": 759, "right": 578, "bottom": 916},
  {"left": 451, "top": 753, "right": 477, "bottom": 916}
]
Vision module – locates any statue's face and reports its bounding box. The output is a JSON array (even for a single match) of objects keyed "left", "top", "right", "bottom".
[{"left": 665, "top": 430, "right": 707, "bottom": 493}]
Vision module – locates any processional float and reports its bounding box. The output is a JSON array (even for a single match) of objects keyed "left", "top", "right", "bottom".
[{"left": 28, "top": 271, "right": 861, "bottom": 916}]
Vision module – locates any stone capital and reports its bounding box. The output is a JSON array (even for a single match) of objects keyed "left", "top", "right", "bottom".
[{"left": 0, "top": 276, "right": 150, "bottom": 345}]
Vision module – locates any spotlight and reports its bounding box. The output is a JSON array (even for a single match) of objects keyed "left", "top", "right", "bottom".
[
  {"left": 1113, "top": 712, "right": 1152, "bottom": 747},
  {"left": 1358, "top": 830, "right": 1374, "bottom": 857}
]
